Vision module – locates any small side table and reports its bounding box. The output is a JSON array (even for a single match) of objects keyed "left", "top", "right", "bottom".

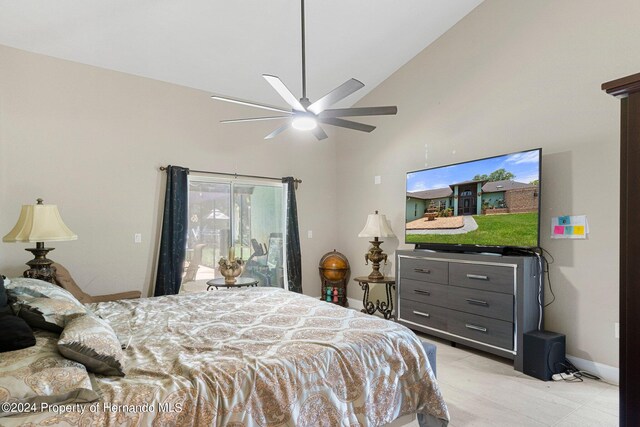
[
  {"left": 354, "top": 276, "right": 396, "bottom": 320},
  {"left": 207, "top": 277, "right": 259, "bottom": 290}
]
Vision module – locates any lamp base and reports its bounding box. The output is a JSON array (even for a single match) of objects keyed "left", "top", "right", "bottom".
[
  {"left": 23, "top": 246, "right": 57, "bottom": 284},
  {"left": 367, "top": 270, "right": 384, "bottom": 281},
  {"left": 365, "top": 238, "right": 388, "bottom": 281}
]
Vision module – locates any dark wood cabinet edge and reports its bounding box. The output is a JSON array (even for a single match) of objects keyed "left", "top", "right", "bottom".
[
  {"left": 603, "top": 71, "right": 640, "bottom": 427},
  {"left": 602, "top": 72, "right": 640, "bottom": 98}
]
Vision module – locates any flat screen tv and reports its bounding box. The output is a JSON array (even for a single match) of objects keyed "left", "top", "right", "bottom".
[{"left": 405, "top": 148, "right": 541, "bottom": 252}]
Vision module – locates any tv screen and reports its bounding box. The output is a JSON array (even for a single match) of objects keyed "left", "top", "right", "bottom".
[{"left": 405, "top": 148, "right": 541, "bottom": 250}]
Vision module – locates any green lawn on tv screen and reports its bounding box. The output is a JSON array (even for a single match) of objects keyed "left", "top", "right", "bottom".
[{"left": 405, "top": 212, "right": 539, "bottom": 247}]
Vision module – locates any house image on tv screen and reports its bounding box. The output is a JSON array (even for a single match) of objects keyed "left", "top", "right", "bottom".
[{"left": 406, "top": 179, "right": 538, "bottom": 222}]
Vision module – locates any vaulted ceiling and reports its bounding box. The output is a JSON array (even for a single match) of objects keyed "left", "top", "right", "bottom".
[{"left": 0, "top": 0, "right": 482, "bottom": 108}]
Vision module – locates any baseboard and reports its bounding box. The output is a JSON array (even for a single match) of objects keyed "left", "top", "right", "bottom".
[
  {"left": 347, "top": 296, "right": 362, "bottom": 310},
  {"left": 566, "top": 354, "right": 619, "bottom": 385}
]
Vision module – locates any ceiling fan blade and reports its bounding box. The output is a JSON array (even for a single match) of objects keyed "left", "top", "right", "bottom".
[
  {"left": 311, "top": 125, "right": 328, "bottom": 141},
  {"left": 211, "top": 95, "right": 292, "bottom": 114},
  {"left": 263, "top": 75, "right": 306, "bottom": 112},
  {"left": 319, "top": 117, "right": 376, "bottom": 133},
  {"left": 319, "top": 106, "right": 398, "bottom": 118},
  {"left": 221, "top": 116, "right": 290, "bottom": 124},
  {"left": 264, "top": 123, "right": 291, "bottom": 140},
  {"left": 307, "top": 78, "right": 365, "bottom": 115}
]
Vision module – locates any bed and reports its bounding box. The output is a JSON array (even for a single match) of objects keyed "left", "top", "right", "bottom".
[{"left": 1, "top": 279, "right": 449, "bottom": 426}]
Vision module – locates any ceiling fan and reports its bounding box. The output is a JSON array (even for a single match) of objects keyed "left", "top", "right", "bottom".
[{"left": 211, "top": 0, "right": 397, "bottom": 141}]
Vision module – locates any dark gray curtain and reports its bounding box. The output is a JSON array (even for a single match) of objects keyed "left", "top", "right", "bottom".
[
  {"left": 154, "top": 166, "right": 189, "bottom": 296},
  {"left": 282, "top": 177, "right": 302, "bottom": 294}
]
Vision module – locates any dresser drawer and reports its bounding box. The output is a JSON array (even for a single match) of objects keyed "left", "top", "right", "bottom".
[
  {"left": 447, "top": 286, "right": 514, "bottom": 322},
  {"left": 447, "top": 310, "right": 514, "bottom": 350},
  {"left": 399, "top": 278, "right": 447, "bottom": 306},
  {"left": 449, "top": 263, "right": 514, "bottom": 294},
  {"left": 398, "top": 299, "right": 448, "bottom": 331},
  {"left": 399, "top": 258, "right": 448, "bottom": 285}
]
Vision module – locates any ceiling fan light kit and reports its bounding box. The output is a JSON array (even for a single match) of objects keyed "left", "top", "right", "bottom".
[
  {"left": 211, "top": 0, "right": 397, "bottom": 140},
  {"left": 291, "top": 114, "right": 318, "bottom": 131}
]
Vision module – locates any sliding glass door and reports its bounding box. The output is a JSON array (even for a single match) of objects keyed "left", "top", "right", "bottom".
[{"left": 184, "top": 176, "right": 286, "bottom": 288}]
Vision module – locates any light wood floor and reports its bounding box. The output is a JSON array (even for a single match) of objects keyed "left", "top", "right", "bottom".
[{"left": 416, "top": 334, "right": 619, "bottom": 427}]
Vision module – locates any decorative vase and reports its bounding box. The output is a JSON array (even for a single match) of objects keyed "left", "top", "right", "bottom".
[{"left": 218, "top": 257, "right": 244, "bottom": 284}]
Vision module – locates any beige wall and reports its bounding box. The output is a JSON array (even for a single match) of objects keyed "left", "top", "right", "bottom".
[
  {"left": 0, "top": 44, "right": 338, "bottom": 298},
  {"left": 335, "top": 0, "right": 640, "bottom": 368}
]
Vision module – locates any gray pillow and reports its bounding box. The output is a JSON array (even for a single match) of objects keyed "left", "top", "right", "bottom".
[
  {"left": 6, "top": 278, "right": 88, "bottom": 332},
  {"left": 58, "top": 314, "right": 126, "bottom": 377}
]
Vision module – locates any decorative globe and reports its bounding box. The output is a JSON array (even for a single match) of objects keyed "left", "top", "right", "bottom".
[{"left": 319, "top": 250, "right": 350, "bottom": 282}]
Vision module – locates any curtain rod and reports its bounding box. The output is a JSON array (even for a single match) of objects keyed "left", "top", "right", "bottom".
[{"left": 159, "top": 166, "right": 302, "bottom": 186}]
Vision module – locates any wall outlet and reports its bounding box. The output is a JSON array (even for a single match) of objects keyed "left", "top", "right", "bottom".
[
  {"left": 307, "top": 230, "right": 313, "bottom": 239},
  {"left": 374, "top": 175, "right": 381, "bottom": 185},
  {"left": 134, "top": 233, "right": 142, "bottom": 243},
  {"left": 615, "top": 322, "right": 620, "bottom": 339}
]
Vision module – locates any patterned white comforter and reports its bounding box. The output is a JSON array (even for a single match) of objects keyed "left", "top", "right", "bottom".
[{"left": 2, "top": 287, "right": 449, "bottom": 426}]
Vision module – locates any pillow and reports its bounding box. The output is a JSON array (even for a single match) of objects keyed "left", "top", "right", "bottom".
[
  {"left": 0, "top": 277, "right": 36, "bottom": 352},
  {"left": 5, "top": 277, "right": 84, "bottom": 301},
  {"left": 58, "top": 314, "right": 126, "bottom": 377},
  {"left": 0, "top": 333, "right": 99, "bottom": 417},
  {"left": 6, "top": 278, "right": 88, "bottom": 332},
  {"left": 0, "top": 313, "right": 36, "bottom": 353},
  {"left": 0, "top": 275, "right": 13, "bottom": 314},
  {"left": 0, "top": 276, "right": 7, "bottom": 309}
]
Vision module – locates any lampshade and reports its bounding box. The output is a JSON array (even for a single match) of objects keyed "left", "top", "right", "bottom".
[
  {"left": 358, "top": 211, "right": 395, "bottom": 238},
  {"left": 3, "top": 202, "right": 77, "bottom": 243}
]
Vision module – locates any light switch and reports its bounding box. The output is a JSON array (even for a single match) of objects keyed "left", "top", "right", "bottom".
[
  {"left": 374, "top": 175, "right": 381, "bottom": 185},
  {"left": 307, "top": 230, "right": 313, "bottom": 239},
  {"left": 134, "top": 233, "right": 142, "bottom": 243}
]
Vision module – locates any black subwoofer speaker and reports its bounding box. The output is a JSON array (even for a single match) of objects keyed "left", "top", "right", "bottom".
[{"left": 523, "top": 330, "right": 566, "bottom": 381}]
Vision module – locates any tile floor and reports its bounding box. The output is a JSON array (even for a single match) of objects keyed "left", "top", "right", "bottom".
[{"left": 416, "top": 334, "right": 619, "bottom": 427}]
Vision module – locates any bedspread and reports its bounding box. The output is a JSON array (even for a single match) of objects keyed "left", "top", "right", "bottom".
[{"left": 1, "top": 287, "right": 448, "bottom": 426}]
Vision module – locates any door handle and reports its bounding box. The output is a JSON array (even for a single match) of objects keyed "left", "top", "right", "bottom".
[
  {"left": 414, "top": 268, "right": 431, "bottom": 274},
  {"left": 414, "top": 289, "right": 431, "bottom": 296},
  {"left": 412, "top": 310, "right": 430, "bottom": 318}
]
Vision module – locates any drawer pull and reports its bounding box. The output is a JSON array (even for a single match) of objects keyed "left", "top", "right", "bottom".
[
  {"left": 466, "top": 274, "right": 489, "bottom": 281},
  {"left": 414, "top": 268, "right": 432, "bottom": 274},
  {"left": 465, "top": 298, "right": 489, "bottom": 306},
  {"left": 465, "top": 323, "right": 488, "bottom": 333},
  {"left": 412, "top": 310, "right": 431, "bottom": 318},
  {"left": 414, "top": 289, "right": 431, "bottom": 296}
]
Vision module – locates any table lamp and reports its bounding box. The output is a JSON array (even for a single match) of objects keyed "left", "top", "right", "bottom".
[
  {"left": 358, "top": 210, "right": 395, "bottom": 280},
  {"left": 3, "top": 198, "right": 77, "bottom": 283}
]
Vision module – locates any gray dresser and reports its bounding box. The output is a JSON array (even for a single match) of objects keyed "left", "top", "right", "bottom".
[{"left": 396, "top": 250, "right": 542, "bottom": 372}]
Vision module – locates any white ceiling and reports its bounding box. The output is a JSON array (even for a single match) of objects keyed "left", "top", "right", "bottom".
[{"left": 0, "top": 0, "right": 482, "bottom": 109}]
